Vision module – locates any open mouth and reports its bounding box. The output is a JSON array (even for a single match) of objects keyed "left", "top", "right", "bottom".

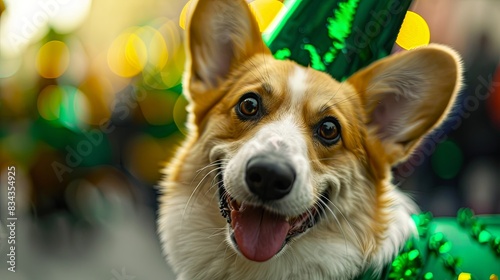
[{"left": 217, "top": 170, "right": 330, "bottom": 262}]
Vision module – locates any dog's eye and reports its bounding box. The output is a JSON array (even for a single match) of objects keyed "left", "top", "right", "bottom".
[
  {"left": 236, "top": 93, "right": 261, "bottom": 120},
  {"left": 316, "top": 118, "right": 341, "bottom": 145}
]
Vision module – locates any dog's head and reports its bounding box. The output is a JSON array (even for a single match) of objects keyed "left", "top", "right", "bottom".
[{"left": 175, "top": 0, "right": 461, "bottom": 269}]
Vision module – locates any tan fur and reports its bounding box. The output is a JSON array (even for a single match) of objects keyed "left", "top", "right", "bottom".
[{"left": 158, "top": 0, "right": 462, "bottom": 279}]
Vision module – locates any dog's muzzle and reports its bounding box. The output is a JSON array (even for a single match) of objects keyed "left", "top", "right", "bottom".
[{"left": 217, "top": 155, "right": 330, "bottom": 263}]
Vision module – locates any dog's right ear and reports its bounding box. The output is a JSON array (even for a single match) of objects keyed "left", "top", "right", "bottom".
[
  {"left": 184, "top": 0, "right": 269, "bottom": 107},
  {"left": 347, "top": 45, "right": 462, "bottom": 166}
]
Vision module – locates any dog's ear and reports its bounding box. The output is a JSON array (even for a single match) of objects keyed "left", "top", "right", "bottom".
[
  {"left": 347, "top": 44, "right": 462, "bottom": 165},
  {"left": 185, "top": 0, "right": 269, "bottom": 99}
]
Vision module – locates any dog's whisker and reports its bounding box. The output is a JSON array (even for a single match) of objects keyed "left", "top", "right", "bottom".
[
  {"left": 196, "top": 167, "right": 224, "bottom": 192},
  {"left": 194, "top": 160, "right": 223, "bottom": 173},
  {"left": 280, "top": 245, "right": 293, "bottom": 261},
  {"left": 330, "top": 92, "right": 361, "bottom": 107},
  {"left": 195, "top": 159, "right": 227, "bottom": 174},
  {"left": 183, "top": 159, "right": 227, "bottom": 209},
  {"left": 324, "top": 198, "right": 367, "bottom": 264},
  {"left": 190, "top": 167, "right": 223, "bottom": 197},
  {"left": 314, "top": 194, "right": 350, "bottom": 257},
  {"left": 219, "top": 240, "right": 235, "bottom": 264},
  {"left": 206, "top": 228, "right": 227, "bottom": 239},
  {"left": 320, "top": 81, "right": 346, "bottom": 112},
  {"left": 327, "top": 81, "right": 378, "bottom": 110},
  {"left": 241, "top": 61, "right": 264, "bottom": 84},
  {"left": 206, "top": 171, "right": 230, "bottom": 210},
  {"left": 206, "top": 183, "right": 223, "bottom": 210},
  {"left": 188, "top": 159, "right": 226, "bottom": 188},
  {"left": 224, "top": 250, "right": 237, "bottom": 262},
  {"left": 182, "top": 167, "right": 224, "bottom": 224},
  {"left": 205, "top": 173, "right": 225, "bottom": 204},
  {"left": 206, "top": 172, "right": 224, "bottom": 194}
]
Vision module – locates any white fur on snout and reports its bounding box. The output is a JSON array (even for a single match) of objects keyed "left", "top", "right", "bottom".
[{"left": 224, "top": 115, "right": 313, "bottom": 217}]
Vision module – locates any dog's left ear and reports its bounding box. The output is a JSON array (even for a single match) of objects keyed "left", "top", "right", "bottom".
[
  {"left": 185, "top": 0, "right": 269, "bottom": 102},
  {"left": 347, "top": 44, "right": 462, "bottom": 165}
]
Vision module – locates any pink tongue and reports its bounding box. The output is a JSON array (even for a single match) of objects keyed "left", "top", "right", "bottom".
[{"left": 231, "top": 204, "right": 290, "bottom": 262}]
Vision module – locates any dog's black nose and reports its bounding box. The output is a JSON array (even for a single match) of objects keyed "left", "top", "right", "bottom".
[{"left": 245, "top": 155, "right": 295, "bottom": 201}]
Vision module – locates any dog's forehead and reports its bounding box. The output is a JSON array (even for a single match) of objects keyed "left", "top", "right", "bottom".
[
  {"left": 287, "top": 65, "right": 347, "bottom": 111},
  {"left": 247, "top": 58, "right": 349, "bottom": 111},
  {"left": 226, "top": 56, "right": 355, "bottom": 120},
  {"left": 281, "top": 63, "right": 351, "bottom": 120}
]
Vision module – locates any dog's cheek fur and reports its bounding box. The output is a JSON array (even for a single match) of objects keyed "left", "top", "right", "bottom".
[
  {"left": 303, "top": 80, "right": 416, "bottom": 270},
  {"left": 157, "top": 142, "right": 224, "bottom": 279},
  {"left": 314, "top": 148, "right": 417, "bottom": 272},
  {"left": 157, "top": 90, "right": 255, "bottom": 278}
]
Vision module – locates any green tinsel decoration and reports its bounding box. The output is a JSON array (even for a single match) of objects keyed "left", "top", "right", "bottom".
[
  {"left": 326, "top": 0, "right": 359, "bottom": 62},
  {"left": 274, "top": 48, "right": 291, "bottom": 60},
  {"left": 302, "top": 44, "right": 326, "bottom": 71},
  {"left": 300, "top": 0, "right": 359, "bottom": 71},
  {"left": 353, "top": 210, "right": 499, "bottom": 279}
]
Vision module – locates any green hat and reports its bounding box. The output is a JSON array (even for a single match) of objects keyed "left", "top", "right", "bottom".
[{"left": 263, "top": 0, "right": 412, "bottom": 80}]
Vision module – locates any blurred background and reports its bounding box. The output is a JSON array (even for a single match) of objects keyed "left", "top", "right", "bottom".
[{"left": 0, "top": 0, "right": 499, "bottom": 279}]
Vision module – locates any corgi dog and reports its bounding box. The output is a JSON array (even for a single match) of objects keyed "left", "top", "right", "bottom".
[{"left": 157, "top": 0, "right": 462, "bottom": 279}]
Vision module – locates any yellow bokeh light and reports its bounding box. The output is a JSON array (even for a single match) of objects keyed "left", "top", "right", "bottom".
[
  {"left": 143, "top": 34, "right": 183, "bottom": 90},
  {"left": 125, "top": 34, "right": 148, "bottom": 72},
  {"left": 148, "top": 29, "right": 169, "bottom": 70},
  {"left": 458, "top": 273, "right": 472, "bottom": 280},
  {"left": 136, "top": 26, "right": 169, "bottom": 71},
  {"left": 179, "top": 0, "right": 194, "bottom": 30},
  {"left": 179, "top": 0, "right": 282, "bottom": 31},
  {"left": 107, "top": 29, "right": 148, "bottom": 77},
  {"left": 249, "top": 0, "right": 284, "bottom": 32},
  {"left": 36, "top": 40, "right": 70, "bottom": 79},
  {"left": 396, "top": 11, "right": 430, "bottom": 50},
  {"left": 160, "top": 19, "right": 181, "bottom": 52}
]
